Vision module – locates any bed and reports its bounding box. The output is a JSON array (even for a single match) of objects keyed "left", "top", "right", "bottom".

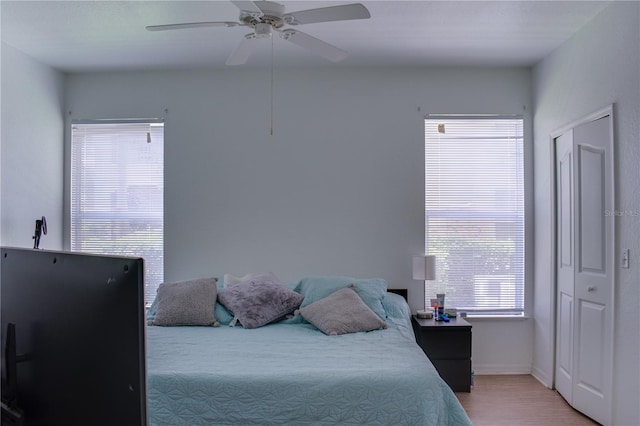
[{"left": 145, "top": 274, "right": 472, "bottom": 425}]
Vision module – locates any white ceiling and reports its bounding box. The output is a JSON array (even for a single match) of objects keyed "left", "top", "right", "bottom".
[{"left": 1, "top": 1, "right": 611, "bottom": 72}]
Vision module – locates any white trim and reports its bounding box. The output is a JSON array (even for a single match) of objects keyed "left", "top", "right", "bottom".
[
  {"left": 425, "top": 113, "right": 523, "bottom": 120},
  {"left": 531, "top": 366, "right": 553, "bottom": 389},
  {"left": 71, "top": 118, "right": 164, "bottom": 125},
  {"left": 550, "top": 105, "right": 613, "bottom": 139},
  {"left": 473, "top": 364, "right": 532, "bottom": 375},
  {"left": 463, "top": 315, "right": 528, "bottom": 321},
  {"left": 549, "top": 104, "right": 615, "bottom": 426},
  {"left": 548, "top": 127, "right": 558, "bottom": 391}
]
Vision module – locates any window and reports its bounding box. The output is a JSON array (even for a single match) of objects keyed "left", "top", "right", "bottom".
[
  {"left": 71, "top": 120, "right": 164, "bottom": 306},
  {"left": 424, "top": 115, "right": 524, "bottom": 316}
]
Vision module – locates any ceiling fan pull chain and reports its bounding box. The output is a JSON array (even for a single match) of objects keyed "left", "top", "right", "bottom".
[{"left": 270, "top": 34, "right": 274, "bottom": 136}]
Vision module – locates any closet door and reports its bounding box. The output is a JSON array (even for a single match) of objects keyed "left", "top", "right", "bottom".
[
  {"left": 571, "top": 115, "right": 613, "bottom": 425},
  {"left": 554, "top": 130, "right": 574, "bottom": 403},
  {"left": 554, "top": 111, "right": 614, "bottom": 426}
]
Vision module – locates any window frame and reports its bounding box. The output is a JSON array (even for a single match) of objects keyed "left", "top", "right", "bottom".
[
  {"left": 68, "top": 118, "right": 164, "bottom": 306},
  {"left": 423, "top": 114, "right": 529, "bottom": 318}
]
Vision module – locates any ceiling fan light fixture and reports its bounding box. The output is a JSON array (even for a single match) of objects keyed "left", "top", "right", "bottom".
[{"left": 254, "top": 23, "right": 272, "bottom": 38}]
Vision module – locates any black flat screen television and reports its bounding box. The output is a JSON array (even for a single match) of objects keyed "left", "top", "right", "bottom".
[{"left": 0, "top": 247, "right": 147, "bottom": 426}]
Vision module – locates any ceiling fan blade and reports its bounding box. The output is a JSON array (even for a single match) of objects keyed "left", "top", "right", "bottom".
[
  {"left": 283, "top": 3, "right": 370, "bottom": 26},
  {"left": 279, "top": 29, "right": 348, "bottom": 62},
  {"left": 146, "top": 22, "right": 240, "bottom": 31},
  {"left": 226, "top": 35, "right": 259, "bottom": 65},
  {"left": 230, "top": 1, "right": 262, "bottom": 14}
]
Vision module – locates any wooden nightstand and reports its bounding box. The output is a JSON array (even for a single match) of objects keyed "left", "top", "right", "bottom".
[{"left": 411, "top": 315, "right": 472, "bottom": 392}]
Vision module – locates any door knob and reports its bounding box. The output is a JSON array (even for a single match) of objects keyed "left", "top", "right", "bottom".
[{"left": 587, "top": 286, "right": 596, "bottom": 292}]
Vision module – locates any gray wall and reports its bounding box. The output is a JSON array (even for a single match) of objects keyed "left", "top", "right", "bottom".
[
  {"left": 1, "top": 42, "right": 65, "bottom": 249},
  {"left": 65, "top": 66, "right": 535, "bottom": 374},
  {"left": 532, "top": 2, "right": 640, "bottom": 424}
]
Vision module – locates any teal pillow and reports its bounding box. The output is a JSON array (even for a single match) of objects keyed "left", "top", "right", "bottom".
[
  {"left": 147, "top": 296, "right": 159, "bottom": 322},
  {"left": 214, "top": 279, "right": 235, "bottom": 325},
  {"left": 382, "top": 292, "right": 412, "bottom": 320},
  {"left": 214, "top": 301, "right": 235, "bottom": 325},
  {"left": 296, "top": 276, "right": 387, "bottom": 320}
]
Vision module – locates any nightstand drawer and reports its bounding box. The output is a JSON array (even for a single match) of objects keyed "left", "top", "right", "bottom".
[
  {"left": 432, "top": 359, "right": 472, "bottom": 392},
  {"left": 418, "top": 330, "right": 471, "bottom": 360}
]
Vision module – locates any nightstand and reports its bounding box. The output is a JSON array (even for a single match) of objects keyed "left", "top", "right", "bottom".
[{"left": 411, "top": 315, "right": 472, "bottom": 392}]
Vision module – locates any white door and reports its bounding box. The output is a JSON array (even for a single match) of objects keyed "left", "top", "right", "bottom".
[
  {"left": 554, "top": 112, "right": 614, "bottom": 426},
  {"left": 554, "top": 129, "right": 574, "bottom": 403},
  {"left": 572, "top": 115, "right": 614, "bottom": 424}
]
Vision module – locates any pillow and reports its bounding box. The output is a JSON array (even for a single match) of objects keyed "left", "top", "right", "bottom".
[
  {"left": 223, "top": 273, "right": 255, "bottom": 289},
  {"left": 217, "top": 272, "right": 304, "bottom": 329},
  {"left": 214, "top": 301, "right": 235, "bottom": 325},
  {"left": 148, "top": 277, "right": 219, "bottom": 327},
  {"left": 296, "top": 276, "right": 387, "bottom": 320},
  {"left": 295, "top": 285, "right": 387, "bottom": 335},
  {"left": 382, "top": 291, "right": 412, "bottom": 321},
  {"left": 224, "top": 273, "right": 300, "bottom": 291},
  {"left": 146, "top": 295, "right": 159, "bottom": 322},
  {"left": 210, "top": 278, "right": 236, "bottom": 325}
]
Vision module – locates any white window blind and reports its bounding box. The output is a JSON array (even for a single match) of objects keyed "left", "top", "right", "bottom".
[
  {"left": 71, "top": 121, "right": 164, "bottom": 306},
  {"left": 424, "top": 116, "right": 524, "bottom": 315}
]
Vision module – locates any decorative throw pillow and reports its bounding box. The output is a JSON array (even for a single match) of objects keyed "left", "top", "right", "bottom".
[
  {"left": 148, "top": 277, "right": 219, "bottom": 327},
  {"left": 296, "top": 276, "right": 388, "bottom": 320},
  {"left": 223, "top": 273, "right": 256, "bottom": 289},
  {"left": 214, "top": 301, "right": 235, "bottom": 325},
  {"left": 296, "top": 285, "right": 387, "bottom": 336},
  {"left": 217, "top": 272, "right": 304, "bottom": 329}
]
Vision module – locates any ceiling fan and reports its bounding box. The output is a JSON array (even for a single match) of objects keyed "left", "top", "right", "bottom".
[{"left": 146, "top": 1, "right": 371, "bottom": 65}]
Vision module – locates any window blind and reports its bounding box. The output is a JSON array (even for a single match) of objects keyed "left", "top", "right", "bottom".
[
  {"left": 71, "top": 121, "right": 164, "bottom": 306},
  {"left": 424, "top": 116, "right": 524, "bottom": 315}
]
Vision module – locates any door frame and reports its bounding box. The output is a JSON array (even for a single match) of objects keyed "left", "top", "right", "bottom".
[{"left": 548, "top": 104, "right": 615, "bottom": 425}]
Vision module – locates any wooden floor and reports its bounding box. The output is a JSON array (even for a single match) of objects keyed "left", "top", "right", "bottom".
[{"left": 455, "top": 375, "right": 600, "bottom": 426}]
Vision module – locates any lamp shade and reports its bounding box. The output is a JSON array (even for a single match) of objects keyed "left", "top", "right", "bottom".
[{"left": 413, "top": 255, "right": 436, "bottom": 281}]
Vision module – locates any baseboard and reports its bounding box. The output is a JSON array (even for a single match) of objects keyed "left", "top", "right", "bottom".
[
  {"left": 473, "top": 364, "right": 532, "bottom": 375},
  {"left": 531, "top": 366, "right": 553, "bottom": 389}
]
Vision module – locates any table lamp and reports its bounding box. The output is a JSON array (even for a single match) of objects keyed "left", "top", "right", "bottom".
[{"left": 413, "top": 255, "right": 436, "bottom": 318}]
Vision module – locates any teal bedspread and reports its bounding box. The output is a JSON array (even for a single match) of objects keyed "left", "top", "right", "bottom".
[{"left": 146, "top": 293, "right": 471, "bottom": 425}]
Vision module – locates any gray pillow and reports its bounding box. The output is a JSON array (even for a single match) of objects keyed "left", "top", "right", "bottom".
[
  {"left": 295, "top": 285, "right": 388, "bottom": 336},
  {"left": 223, "top": 273, "right": 255, "bottom": 289},
  {"left": 217, "top": 272, "right": 304, "bottom": 329},
  {"left": 296, "top": 276, "right": 387, "bottom": 321},
  {"left": 148, "top": 277, "right": 219, "bottom": 326}
]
